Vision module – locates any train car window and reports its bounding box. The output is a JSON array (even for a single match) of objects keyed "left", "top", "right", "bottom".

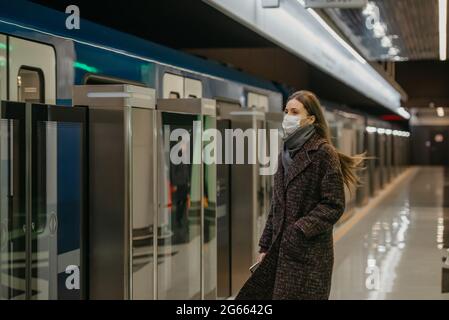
[
  {"left": 258, "top": 94, "right": 269, "bottom": 112},
  {"left": 247, "top": 92, "right": 259, "bottom": 108},
  {"left": 8, "top": 37, "right": 55, "bottom": 104},
  {"left": 0, "top": 34, "right": 6, "bottom": 100},
  {"left": 17, "top": 67, "right": 44, "bottom": 103},
  {"left": 184, "top": 78, "right": 202, "bottom": 98},
  {"left": 163, "top": 73, "right": 183, "bottom": 99},
  {"left": 169, "top": 91, "right": 180, "bottom": 99},
  {"left": 247, "top": 92, "right": 268, "bottom": 111}
]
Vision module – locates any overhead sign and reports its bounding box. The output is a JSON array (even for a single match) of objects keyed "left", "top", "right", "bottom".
[{"left": 304, "top": 0, "right": 368, "bottom": 9}]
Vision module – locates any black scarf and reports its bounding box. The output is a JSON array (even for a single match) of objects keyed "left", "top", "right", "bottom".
[{"left": 282, "top": 124, "right": 316, "bottom": 177}]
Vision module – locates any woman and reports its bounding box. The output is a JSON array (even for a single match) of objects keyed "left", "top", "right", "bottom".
[{"left": 236, "top": 90, "right": 363, "bottom": 300}]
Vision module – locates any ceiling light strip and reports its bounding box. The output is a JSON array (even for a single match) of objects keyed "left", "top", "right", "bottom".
[{"left": 440, "top": 0, "right": 447, "bottom": 61}]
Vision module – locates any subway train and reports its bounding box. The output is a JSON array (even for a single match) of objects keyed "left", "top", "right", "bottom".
[{"left": 0, "top": 2, "right": 409, "bottom": 300}]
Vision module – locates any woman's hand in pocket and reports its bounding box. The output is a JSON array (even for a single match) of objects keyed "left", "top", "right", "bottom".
[
  {"left": 257, "top": 252, "right": 267, "bottom": 263},
  {"left": 284, "top": 224, "right": 309, "bottom": 261}
]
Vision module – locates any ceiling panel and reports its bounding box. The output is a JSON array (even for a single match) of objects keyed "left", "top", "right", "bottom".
[{"left": 325, "top": 0, "right": 439, "bottom": 61}]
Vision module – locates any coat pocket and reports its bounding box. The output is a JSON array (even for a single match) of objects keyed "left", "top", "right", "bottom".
[{"left": 283, "top": 224, "right": 309, "bottom": 262}]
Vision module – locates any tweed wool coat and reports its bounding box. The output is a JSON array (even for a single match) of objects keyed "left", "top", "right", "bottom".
[{"left": 236, "top": 133, "right": 345, "bottom": 300}]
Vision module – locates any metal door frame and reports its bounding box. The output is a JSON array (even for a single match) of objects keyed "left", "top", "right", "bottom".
[
  {"left": 0, "top": 100, "right": 26, "bottom": 299},
  {"left": 216, "top": 101, "right": 266, "bottom": 296},
  {"left": 73, "top": 84, "right": 156, "bottom": 300},
  {"left": 156, "top": 97, "right": 216, "bottom": 300},
  {"left": 0, "top": 100, "right": 87, "bottom": 299}
]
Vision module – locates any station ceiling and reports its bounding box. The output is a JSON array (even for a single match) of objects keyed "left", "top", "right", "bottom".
[
  {"left": 30, "top": 0, "right": 447, "bottom": 113},
  {"left": 324, "top": 0, "right": 441, "bottom": 61},
  {"left": 31, "top": 0, "right": 275, "bottom": 49},
  {"left": 32, "top": 0, "right": 444, "bottom": 62}
]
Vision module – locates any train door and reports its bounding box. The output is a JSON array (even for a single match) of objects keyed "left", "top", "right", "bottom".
[
  {"left": 31, "top": 104, "right": 87, "bottom": 300},
  {"left": 0, "top": 101, "right": 26, "bottom": 299},
  {"left": 1, "top": 37, "right": 69, "bottom": 300},
  {"left": 185, "top": 78, "right": 202, "bottom": 98},
  {"left": 216, "top": 109, "right": 232, "bottom": 299},
  {"left": 160, "top": 74, "right": 215, "bottom": 299},
  {"left": 0, "top": 101, "right": 87, "bottom": 300},
  {"left": 216, "top": 100, "right": 266, "bottom": 297},
  {"left": 7, "top": 37, "right": 56, "bottom": 290}
]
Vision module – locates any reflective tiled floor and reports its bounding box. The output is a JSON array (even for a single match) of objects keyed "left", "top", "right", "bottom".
[{"left": 331, "top": 167, "right": 449, "bottom": 300}]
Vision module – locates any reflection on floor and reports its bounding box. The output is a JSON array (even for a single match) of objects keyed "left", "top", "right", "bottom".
[{"left": 331, "top": 167, "right": 449, "bottom": 300}]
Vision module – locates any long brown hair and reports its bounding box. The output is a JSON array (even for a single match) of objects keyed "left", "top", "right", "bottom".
[{"left": 287, "top": 90, "right": 365, "bottom": 189}]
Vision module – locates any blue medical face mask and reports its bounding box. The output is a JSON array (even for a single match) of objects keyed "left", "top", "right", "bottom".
[{"left": 282, "top": 114, "right": 305, "bottom": 136}]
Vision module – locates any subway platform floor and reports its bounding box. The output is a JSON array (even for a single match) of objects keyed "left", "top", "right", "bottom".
[{"left": 331, "top": 167, "right": 449, "bottom": 300}]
